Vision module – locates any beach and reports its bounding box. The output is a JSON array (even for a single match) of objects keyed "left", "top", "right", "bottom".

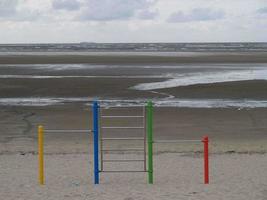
[
  {"left": 0, "top": 51, "right": 267, "bottom": 199},
  {"left": 1, "top": 52, "right": 267, "bottom": 64},
  {"left": 1, "top": 153, "right": 267, "bottom": 200},
  {"left": 0, "top": 52, "right": 267, "bottom": 154},
  {"left": 1, "top": 105, "right": 267, "bottom": 154}
]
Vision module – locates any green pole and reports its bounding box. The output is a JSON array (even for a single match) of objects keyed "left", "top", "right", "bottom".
[{"left": 147, "top": 101, "right": 153, "bottom": 184}]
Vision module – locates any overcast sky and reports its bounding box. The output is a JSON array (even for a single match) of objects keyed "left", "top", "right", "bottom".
[{"left": 0, "top": 0, "right": 267, "bottom": 43}]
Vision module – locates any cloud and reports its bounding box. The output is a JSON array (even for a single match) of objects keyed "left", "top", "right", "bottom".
[
  {"left": 52, "top": 0, "right": 81, "bottom": 11},
  {"left": 167, "top": 8, "right": 225, "bottom": 23},
  {"left": 0, "top": 0, "right": 18, "bottom": 17},
  {"left": 1, "top": 0, "right": 267, "bottom": 43},
  {"left": 257, "top": 7, "right": 267, "bottom": 14},
  {"left": 0, "top": 0, "right": 39, "bottom": 21},
  {"left": 137, "top": 10, "right": 158, "bottom": 19},
  {"left": 79, "top": 0, "right": 156, "bottom": 21}
]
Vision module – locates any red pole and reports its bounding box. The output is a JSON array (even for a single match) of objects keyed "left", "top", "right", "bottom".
[{"left": 202, "top": 136, "right": 209, "bottom": 184}]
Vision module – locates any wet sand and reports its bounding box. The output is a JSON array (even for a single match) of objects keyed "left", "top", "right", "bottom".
[
  {"left": 0, "top": 52, "right": 267, "bottom": 154},
  {"left": 1, "top": 52, "right": 267, "bottom": 64},
  {"left": 158, "top": 80, "right": 267, "bottom": 100},
  {"left": 1, "top": 105, "right": 267, "bottom": 154},
  {"left": 0, "top": 55, "right": 266, "bottom": 149},
  {"left": 1, "top": 77, "right": 267, "bottom": 100},
  {"left": 1, "top": 63, "right": 267, "bottom": 100}
]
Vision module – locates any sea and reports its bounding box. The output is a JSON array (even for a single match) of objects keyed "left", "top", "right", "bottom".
[{"left": 1, "top": 42, "right": 267, "bottom": 52}]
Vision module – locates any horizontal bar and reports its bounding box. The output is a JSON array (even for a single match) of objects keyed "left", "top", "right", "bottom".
[
  {"left": 154, "top": 140, "right": 201, "bottom": 143},
  {"left": 45, "top": 129, "right": 92, "bottom": 133},
  {"left": 100, "top": 170, "right": 147, "bottom": 173},
  {"left": 103, "top": 159, "right": 144, "bottom": 162},
  {"left": 101, "top": 115, "right": 144, "bottom": 118},
  {"left": 102, "top": 148, "right": 144, "bottom": 151},
  {"left": 102, "top": 106, "right": 144, "bottom": 109},
  {"left": 102, "top": 137, "right": 144, "bottom": 141},
  {"left": 102, "top": 127, "right": 144, "bottom": 129}
]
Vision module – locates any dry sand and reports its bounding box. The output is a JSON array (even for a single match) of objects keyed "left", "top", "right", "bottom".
[
  {"left": 0, "top": 153, "right": 267, "bottom": 200},
  {"left": 1, "top": 104, "right": 266, "bottom": 200}
]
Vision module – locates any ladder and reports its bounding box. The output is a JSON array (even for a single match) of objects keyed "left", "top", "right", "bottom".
[
  {"left": 99, "top": 106, "right": 147, "bottom": 174},
  {"left": 92, "top": 101, "right": 153, "bottom": 184}
]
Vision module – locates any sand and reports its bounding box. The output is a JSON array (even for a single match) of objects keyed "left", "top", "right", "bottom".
[
  {"left": 158, "top": 80, "right": 267, "bottom": 100},
  {"left": 0, "top": 153, "right": 267, "bottom": 200},
  {"left": 0, "top": 105, "right": 267, "bottom": 154},
  {"left": 1, "top": 52, "right": 267, "bottom": 64},
  {"left": 1, "top": 52, "right": 267, "bottom": 199}
]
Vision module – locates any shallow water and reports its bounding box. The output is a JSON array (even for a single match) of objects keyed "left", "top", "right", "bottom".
[
  {"left": 1, "top": 63, "right": 267, "bottom": 108},
  {"left": 133, "top": 67, "right": 267, "bottom": 90}
]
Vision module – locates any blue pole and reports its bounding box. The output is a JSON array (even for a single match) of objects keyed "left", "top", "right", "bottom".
[{"left": 93, "top": 101, "right": 99, "bottom": 184}]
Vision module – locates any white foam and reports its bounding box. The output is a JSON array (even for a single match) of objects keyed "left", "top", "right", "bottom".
[
  {"left": 0, "top": 97, "right": 267, "bottom": 108},
  {"left": 153, "top": 99, "right": 267, "bottom": 108},
  {"left": 0, "top": 75, "right": 168, "bottom": 79},
  {"left": 0, "top": 64, "right": 104, "bottom": 70},
  {"left": 0, "top": 97, "right": 91, "bottom": 106},
  {"left": 2, "top": 63, "right": 266, "bottom": 70}
]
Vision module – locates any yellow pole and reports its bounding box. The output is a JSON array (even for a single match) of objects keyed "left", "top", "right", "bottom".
[{"left": 38, "top": 125, "right": 44, "bottom": 185}]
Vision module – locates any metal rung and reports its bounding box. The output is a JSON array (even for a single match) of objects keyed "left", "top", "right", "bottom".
[
  {"left": 103, "top": 159, "right": 144, "bottom": 162},
  {"left": 45, "top": 129, "right": 92, "bottom": 133},
  {"left": 102, "top": 127, "right": 144, "bottom": 129},
  {"left": 102, "top": 137, "right": 144, "bottom": 141},
  {"left": 100, "top": 170, "right": 147, "bottom": 173},
  {"left": 102, "top": 106, "right": 144, "bottom": 109},
  {"left": 101, "top": 115, "right": 144, "bottom": 118},
  {"left": 102, "top": 148, "right": 144, "bottom": 151},
  {"left": 154, "top": 140, "right": 201, "bottom": 143}
]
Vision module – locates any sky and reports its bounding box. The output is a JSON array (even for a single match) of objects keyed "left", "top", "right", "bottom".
[{"left": 0, "top": 0, "right": 267, "bottom": 43}]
